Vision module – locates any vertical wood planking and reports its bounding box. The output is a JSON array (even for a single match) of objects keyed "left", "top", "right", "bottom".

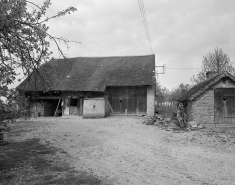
[
  {"left": 107, "top": 86, "right": 147, "bottom": 116},
  {"left": 215, "top": 88, "right": 235, "bottom": 124}
]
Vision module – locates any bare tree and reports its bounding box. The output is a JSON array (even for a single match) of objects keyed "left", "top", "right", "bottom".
[{"left": 191, "top": 47, "right": 235, "bottom": 84}]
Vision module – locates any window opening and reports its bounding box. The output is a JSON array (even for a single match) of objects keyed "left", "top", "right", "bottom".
[{"left": 70, "top": 98, "right": 78, "bottom": 106}]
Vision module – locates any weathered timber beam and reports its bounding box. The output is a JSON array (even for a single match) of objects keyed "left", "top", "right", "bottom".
[{"left": 33, "top": 97, "right": 61, "bottom": 99}]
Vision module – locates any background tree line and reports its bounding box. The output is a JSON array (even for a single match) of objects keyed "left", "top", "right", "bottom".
[{"left": 156, "top": 47, "right": 235, "bottom": 103}]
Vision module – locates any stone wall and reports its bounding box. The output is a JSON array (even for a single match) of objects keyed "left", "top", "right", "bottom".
[
  {"left": 189, "top": 78, "right": 235, "bottom": 124},
  {"left": 147, "top": 85, "right": 155, "bottom": 117},
  {"left": 191, "top": 90, "right": 214, "bottom": 124}
]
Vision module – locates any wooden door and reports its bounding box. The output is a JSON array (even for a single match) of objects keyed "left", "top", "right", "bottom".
[
  {"left": 136, "top": 87, "right": 147, "bottom": 115},
  {"left": 107, "top": 86, "right": 147, "bottom": 116},
  {"left": 69, "top": 106, "right": 78, "bottom": 115},
  {"left": 69, "top": 98, "right": 78, "bottom": 115},
  {"left": 214, "top": 88, "right": 235, "bottom": 124},
  {"left": 127, "top": 87, "right": 137, "bottom": 115},
  {"left": 108, "top": 87, "right": 127, "bottom": 115}
]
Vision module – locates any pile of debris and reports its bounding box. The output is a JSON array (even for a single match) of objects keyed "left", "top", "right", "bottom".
[
  {"left": 143, "top": 114, "right": 204, "bottom": 132},
  {"left": 187, "top": 121, "right": 204, "bottom": 130},
  {"left": 144, "top": 114, "right": 178, "bottom": 131}
]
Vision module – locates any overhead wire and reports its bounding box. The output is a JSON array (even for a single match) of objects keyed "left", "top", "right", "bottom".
[
  {"left": 166, "top": 67, "right": 199, "bottom": 70},
  {"left": 137, "top": 0, "right": 153, "bottom": 54},
  {"left": 138, "top": 0, "right": 153, "bottom": 54},
  {"left": 139, "top": 0, "right": 151, "bottom": 47}
]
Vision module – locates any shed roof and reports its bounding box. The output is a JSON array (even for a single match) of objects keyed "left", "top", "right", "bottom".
[
  {"left": 17, "top": 55, "right": 155, "bottom": 92},
  {"left": 178, "top": 72, "right": 235, "bottom": 101}
]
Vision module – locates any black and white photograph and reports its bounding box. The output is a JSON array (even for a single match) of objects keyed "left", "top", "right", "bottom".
[{"left": 0, "top": 0, "right": 235, "bottom": 184}]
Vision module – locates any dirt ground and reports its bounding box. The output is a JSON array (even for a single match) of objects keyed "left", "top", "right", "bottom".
[{"left": 1, "top": 116, "right": 235, "bottom": 185}]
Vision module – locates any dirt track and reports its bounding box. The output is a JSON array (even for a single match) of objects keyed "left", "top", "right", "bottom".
[{"left": 6, "top": 117, "right": 235, "bottom": 185}]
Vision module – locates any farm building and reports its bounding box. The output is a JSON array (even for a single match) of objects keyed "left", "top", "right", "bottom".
[
  {"left": 16, "top": 55, "right": 156, "bottom": 118},
  {"left": 178, "top": 71, "right": 235, "bottom": 125}
]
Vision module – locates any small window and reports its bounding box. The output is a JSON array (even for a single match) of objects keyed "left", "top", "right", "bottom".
[{"left": 70, "top": 98, "right": 78, "bottom": 106}]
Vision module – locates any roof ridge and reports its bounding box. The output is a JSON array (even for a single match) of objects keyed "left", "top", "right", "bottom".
[
  {"left": 178, "top": 72, "right": 235, "bottom": 101},
  {"left": 52, "top": 54, "right": 155, "bottom": 60},
  {"left": 17, "top": 55, "right": 155, "bottom": 91}
]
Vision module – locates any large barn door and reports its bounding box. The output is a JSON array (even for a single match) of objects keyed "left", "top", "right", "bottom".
[
  {"left": 136, "top": 87, "right": 147, "bottom": 115},
  {"left": 127, "top": 87, "right": 137, "bottom": 115},
  {"left": 111, "top": 87, "right": 127, "bottom": 115},
  {"left": 215, "top": 88, "right": 235, "bottom": 124},
  {"left": 107, "top": 86, "right": 147, "bottom": 116}
]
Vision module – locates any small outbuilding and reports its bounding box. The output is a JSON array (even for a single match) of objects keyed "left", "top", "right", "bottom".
[
  {"left": 17, "top": 55, "right": 156, "bottom": 118},
  {"left": 178, "top": 72, "right": 235, "bottom": 125}
]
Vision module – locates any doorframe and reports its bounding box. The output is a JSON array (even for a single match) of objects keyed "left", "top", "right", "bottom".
[{"left": 214, "top": 88, "right": 235, "bottom": 124}]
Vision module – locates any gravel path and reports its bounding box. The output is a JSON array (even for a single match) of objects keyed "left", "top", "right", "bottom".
[{"left": 8, "top": 117, "right": 235, "bottom": 185}]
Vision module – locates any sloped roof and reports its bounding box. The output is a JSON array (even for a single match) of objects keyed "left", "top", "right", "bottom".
[
  {"left": 178, "top": 72, "right": 235, "bottom": 101},
  {"left": 17, "top": 55, "right": 155, "bottom": 92}
]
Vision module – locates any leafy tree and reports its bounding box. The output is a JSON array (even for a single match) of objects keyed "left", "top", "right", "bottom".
[
  {"left": 191, "top": 47, "right": 235, "bottom": 84},
  {"left": 156, "top": 83, "right": 192, "bottom": 102},
  {"left": 0, "top": 0, "right": 77, "bottom": 76},
  {"left": 155, "top": 82, "right": 170, "bottom": 103},
  {"left": 168, "top": 83, "right": 192, "bottom": 101},
  {"left": 0, "top": 0, "right": 78, "bottom": 126}
]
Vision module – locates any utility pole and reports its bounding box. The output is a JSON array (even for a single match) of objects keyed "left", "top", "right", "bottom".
[{"left": 155, "top": 65, "right": 165, "bottom": 79}]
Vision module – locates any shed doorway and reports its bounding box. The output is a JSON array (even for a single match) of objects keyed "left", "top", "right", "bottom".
[
  {"left": 214, "top": 88, "right": 235, "bottom": 124},
  {"left": 69, "top": 98, "right": 83, "bottom": 116}
]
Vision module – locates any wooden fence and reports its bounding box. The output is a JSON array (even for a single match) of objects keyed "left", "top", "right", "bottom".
[{"left": 155, "top": 101, "right": 177, "bottom": 118}]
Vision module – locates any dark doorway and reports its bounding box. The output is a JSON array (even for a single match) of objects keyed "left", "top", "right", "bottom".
[
  {"left": 69, "top": 98, "right": 83, "bottom": 116},
  {"left": 70, "top": 98, "right": 78, "bottom": 106},
  {"left": 44, "top": 99, "right": 62, "bottom": 117},
  {"left": 69, "top": 98, "right": 78, "bottom": 115}
]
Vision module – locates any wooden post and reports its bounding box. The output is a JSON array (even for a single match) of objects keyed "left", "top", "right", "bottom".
[
  {"left": 107, "top": 99, "right": 114, "bottom": 116},
  {"left": 54, "top": 98, "right": 61, "bottom": 117}
]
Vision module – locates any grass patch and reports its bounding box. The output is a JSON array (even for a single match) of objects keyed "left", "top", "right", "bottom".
[{"left": 0, "top": 138, "right": 103, "bottom": 185}]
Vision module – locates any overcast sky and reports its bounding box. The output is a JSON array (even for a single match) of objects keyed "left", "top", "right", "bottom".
[{"left": 30, "top": 0, "right": 235, "bottom": 89}]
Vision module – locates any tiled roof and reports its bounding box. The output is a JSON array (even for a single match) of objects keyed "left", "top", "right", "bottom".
[
  {"left": 17, "top": 55, "right": 155, "bottom": 92},
  {"left": 178, "top": 72, "right": 235, "bottom": 101}
]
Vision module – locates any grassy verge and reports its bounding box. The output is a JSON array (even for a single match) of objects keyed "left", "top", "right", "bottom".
[{"left": 0, "top": 127, "right": 103, "bottom": 185}]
